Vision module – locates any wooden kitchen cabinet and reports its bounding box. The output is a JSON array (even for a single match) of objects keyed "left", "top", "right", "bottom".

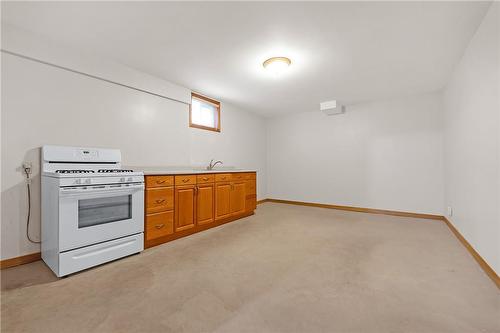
[
  {"left": 175, "top": 175, "right": 197, "bottom": 186},
  {"left": 146, "top": 175, "right": 174, "bottom": 188},
  {"left": 230, "top": 181, "right": 246, "bottom": 215},
  {"left": 175, "top": 185, "right": 196, "bottom": 232},
  {"left": 197, "top": 183, "right": 214, "bottom": 225},
  {"left": 215, "top": 182, "right": 232, "bottom": 221},
  {"left": 144, "top": 179, "right": 175, "bottom": 244},
  {"left": 146, "top": 187, "right": 174, "bottom": 214},
  {"left": 216, "top": 179, "right": 248, "bottom": 219},
  {"left": 197, "top": 174, "right": 215, "bottom": 184},
  {"left": 245, "top": 178, "right": 257, "bottom": 213},
  {"left": 146, "top": 211, "right": 174, "bottom": 240},
  {"left": 144, "top": 171, "right": 257, "bottom": 248},
  {"left": 215, "top": 173, "right": 231, "bottom": 182}
]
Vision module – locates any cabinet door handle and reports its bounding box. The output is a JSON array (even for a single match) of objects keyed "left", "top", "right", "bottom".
[
  {"left": 155, "top": 224, "right": 165, "bottom": 229},
  {"left": 195, "top": 186, "right": 198, "bottom": 195},
  {"left": 155, "top": 199, "right": 165, "bottom": 204}
]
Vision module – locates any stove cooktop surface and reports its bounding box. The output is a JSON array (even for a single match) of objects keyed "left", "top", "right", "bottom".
[
  {"left": 55, "top": 169, "right": 136, "bottom": 174},
  {"left": 44, "top": 170, "right": 144, "bottom": 180}
]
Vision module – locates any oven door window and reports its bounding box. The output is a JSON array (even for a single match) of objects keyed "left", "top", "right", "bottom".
[{"left": 78, "top": 195, "right": 132, "bottom": 228}]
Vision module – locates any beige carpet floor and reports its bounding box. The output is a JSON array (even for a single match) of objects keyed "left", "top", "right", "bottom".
[{"left": 1, "top": 203, "right": 499, "bottom": 333}]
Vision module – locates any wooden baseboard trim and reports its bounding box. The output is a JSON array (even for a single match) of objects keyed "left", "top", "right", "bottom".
[
  {"left": 263, "top": 198, "right": 443, "bottom": 220},
  {"left": 1, "top": 252, "right": 41, "bottom": 269},
  {"left": 442, "top": 217, "right": 500, "bottom": 289},
  {"left": 257, "top": 199, "right": 269, "bottom": 204}
]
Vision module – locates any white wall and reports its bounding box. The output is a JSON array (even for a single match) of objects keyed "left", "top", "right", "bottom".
[
  {"left": 267, "top": 92, "right": 444, "bottom": 215},
  {"left": 2, "top": 24, "right": 191, "bottom": 104},
  {"left": 443, "top": 3, "right": 499, "bottom": 274},
  {"left": 1, "top": 52, "right": 267, "bottom": 260}
]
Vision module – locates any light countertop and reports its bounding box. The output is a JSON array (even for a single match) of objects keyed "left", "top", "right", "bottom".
[{"left": 127, "top": 166, "right": 256, "bottom": 176}]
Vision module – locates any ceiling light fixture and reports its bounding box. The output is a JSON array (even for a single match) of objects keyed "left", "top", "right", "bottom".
[{"left": 263, "top": 57, "right": 291, "bottom": 75}]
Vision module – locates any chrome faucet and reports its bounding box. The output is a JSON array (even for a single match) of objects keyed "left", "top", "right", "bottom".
[{"left": 207, "top": 159, "right": 223, "bottom": 170}]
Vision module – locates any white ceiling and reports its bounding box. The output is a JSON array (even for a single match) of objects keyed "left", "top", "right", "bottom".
[{"left": 1, "top": 1, "right": 491, "bottom": 116}]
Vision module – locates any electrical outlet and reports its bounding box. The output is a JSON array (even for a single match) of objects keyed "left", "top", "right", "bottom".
[
  {"left": 23, "top": 162, "right": 33, "bottom": 174},
  {"left": 447, "top": 206, "right": 453, "bottom": 217}
]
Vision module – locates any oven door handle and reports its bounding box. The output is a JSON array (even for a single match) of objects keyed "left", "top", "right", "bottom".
[{"left": 59, "top": 183, "right": 144, "bottom": 196}]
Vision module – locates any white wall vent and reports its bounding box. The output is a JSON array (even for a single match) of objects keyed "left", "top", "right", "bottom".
[{"left": 320, "top": 100, "right": 345, "bottom": 115}]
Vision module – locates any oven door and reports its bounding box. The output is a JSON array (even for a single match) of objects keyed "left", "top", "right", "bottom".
[{"left": 58, "top": 183, "right": 144, "bottom": 252}]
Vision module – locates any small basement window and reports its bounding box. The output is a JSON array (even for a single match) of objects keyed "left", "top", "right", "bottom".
[{"left": 190, "top": 92, "right": 221, "bottom": 132}]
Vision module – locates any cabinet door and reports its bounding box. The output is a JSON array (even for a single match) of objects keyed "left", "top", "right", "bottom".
[
  {"left": 230, "top": 181, "right": 246, "bottom": 216},
  {"left": 197, "top": 184, "right": 214, "bottom": 225},
  {"left": 245, "top": 179, "right": 256, "bottom": 196},
  {"left": 215, "top": 182, "right": 232, "bottom": 221},
  {"left": 175, "top": 185, "right": 196, "bottom": 232},
  {"left": 245, "top": 179, "right": 257, "bottom": 213}
]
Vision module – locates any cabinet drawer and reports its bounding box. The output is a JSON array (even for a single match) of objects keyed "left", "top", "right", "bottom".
[
  {"left": 175, "top": 175, "right": 197, "bottom": 186},
  {"left": 146, "top": 176, "right": 174, "bottom": 188},
  {"left": 197, "top": 174, "right": 214, "bottom": 184},
  {"left": 146, "top": 187, "right": 174, "bottom": 213},
  {"left": 215, "top": 173, "right": 231, "bottom": 182},
  {"left": 240, "top": 172, "right": 256, "bottom": 180},
  {"left": 146, "top": 211, "right": 174, "bottom": 240},
  {"left": 231, "top": 173, "right": 246, "bottom": 181},
  {"left": 242, "top": 173, "right": 252, "bottom": 180}
]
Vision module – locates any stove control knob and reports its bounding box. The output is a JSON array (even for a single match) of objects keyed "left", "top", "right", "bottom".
[
  {"left": 120, "top": 177, "right": 125, "bottom": 182},
  {"left": 75, "top": 179, "right": 81, "bottom": 185},
  {"left": 127, "top": 177, "right": 133, "bottom": 182},
  {"left": 84, "top": 179, "right": 91, "bottom": 184}
]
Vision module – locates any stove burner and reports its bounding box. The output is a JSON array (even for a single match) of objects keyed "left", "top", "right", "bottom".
[
  {"left": 97, "top": 169, "right": 134, "bottom": 173},
  {"left": 55, "top": 170, "right": 95, "bottom": 174}
]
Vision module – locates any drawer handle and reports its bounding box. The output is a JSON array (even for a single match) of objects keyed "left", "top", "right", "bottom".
[
  {"left": 156, "top": 180, "right": 166, "bottom": 184},
  {"left": 155, "top": 224, "right": 165, "bottom": 229},
  {"left": 182, "top": 178, "right": 189, "bottom": 183},
  {"left": 155, "top": 199, "right": 166, "bottom": 204},
  {"left": 202, "top": 177, "right": 209, "bottom": 181},
  {"left": 221, "top": 177, "right": 226, "bottom": 180}
]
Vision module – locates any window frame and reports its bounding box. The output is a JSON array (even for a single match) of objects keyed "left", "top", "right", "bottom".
[{"left": 189, "top": 92, "right": 221, "bottom": 132}]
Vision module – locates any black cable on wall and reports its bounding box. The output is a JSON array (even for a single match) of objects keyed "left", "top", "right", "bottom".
[{"left": 24, "top": 166, "right": 40, "bottom": 244}]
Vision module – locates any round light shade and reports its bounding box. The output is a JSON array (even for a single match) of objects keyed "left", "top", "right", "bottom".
[{"left": 263, "top": 57, "right": 291, "bottom": 75}]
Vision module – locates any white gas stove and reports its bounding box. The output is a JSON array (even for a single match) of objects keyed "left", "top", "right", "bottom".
[{"left": 41, "top": 145, "right": 145, "bottom": 277}]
